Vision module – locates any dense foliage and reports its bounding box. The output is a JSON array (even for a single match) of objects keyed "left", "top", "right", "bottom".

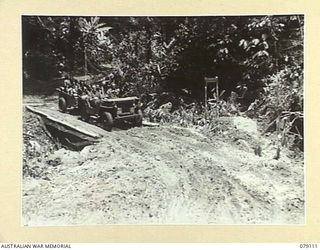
[{"left": 22, "top": 15, "right": 304, "bottom": 149}]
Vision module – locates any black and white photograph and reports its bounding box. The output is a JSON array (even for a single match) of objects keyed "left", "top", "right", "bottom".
[{"left": 22, "top": 15, "right": 304, "bottom": 226}]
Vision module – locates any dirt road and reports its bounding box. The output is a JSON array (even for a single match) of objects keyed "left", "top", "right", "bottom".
[{"left": 22, "top": 100, "right": 304, "bottom": 225}]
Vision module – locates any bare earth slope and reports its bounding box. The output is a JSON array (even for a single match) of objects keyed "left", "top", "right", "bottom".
[{"left": 23, "top": 104, "right": 304, "bottom": 225}]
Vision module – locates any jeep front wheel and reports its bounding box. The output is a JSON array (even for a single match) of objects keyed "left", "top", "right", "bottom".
[
  {"left": 58, "top": 97, "right": 67, "bottom": 113},
  {"left": 134, "top": 109, "right": 143, "bottom": 127},
  {"left": 102, "top": 112, "right": 113, "bottom": 132},
  {"left": 80, "top": 104, "right": 89, "bottom": 122}
]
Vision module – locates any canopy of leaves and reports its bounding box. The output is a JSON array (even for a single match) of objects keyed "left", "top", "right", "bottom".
[{"left": 22, "top": 15, "right": 303, "bottom": 115}]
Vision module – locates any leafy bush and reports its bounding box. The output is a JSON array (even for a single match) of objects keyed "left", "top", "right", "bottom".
[{"left": 258, "top": 65, "right": 303, "bottom": 150}]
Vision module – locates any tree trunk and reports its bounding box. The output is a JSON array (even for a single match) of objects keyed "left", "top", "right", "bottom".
[{"left": 146, "top": 28, "right": 152, "bottom": 63}]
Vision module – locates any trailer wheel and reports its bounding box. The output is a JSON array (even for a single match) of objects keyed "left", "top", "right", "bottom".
[
  {"left": 58, "top": 97, "right": 67, "bottom": 113},
  {"left": 102, "top": 112, "right": 113, "bottom": 132},
  {"left": 134, "top": 109, "right": 143, "bottom": 127}
]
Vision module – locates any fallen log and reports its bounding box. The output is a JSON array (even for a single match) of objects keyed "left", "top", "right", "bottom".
[
  {"left": 41, "top": 116, "right": 98, "bottom": 142},
  {"left": 26, "top": 106, "right": 100, "bottom": 139},
  {"left": 142, "top": 121, "right": 160, "bottom": 127},
  {"left": 26, "top": 105, "right": 101, "bottom": 150},
  {"left": 23, "top": 102, "right": 45, "bottom": 107}
]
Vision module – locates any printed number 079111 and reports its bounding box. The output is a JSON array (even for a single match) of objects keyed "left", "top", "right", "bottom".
[{"left": 300, "top": 244, "right": 318, "bottom": 248}]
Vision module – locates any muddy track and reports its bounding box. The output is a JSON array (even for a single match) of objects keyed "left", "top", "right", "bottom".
[{"left": 23, "top": 125, "right": 304, "bottom": 225}]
